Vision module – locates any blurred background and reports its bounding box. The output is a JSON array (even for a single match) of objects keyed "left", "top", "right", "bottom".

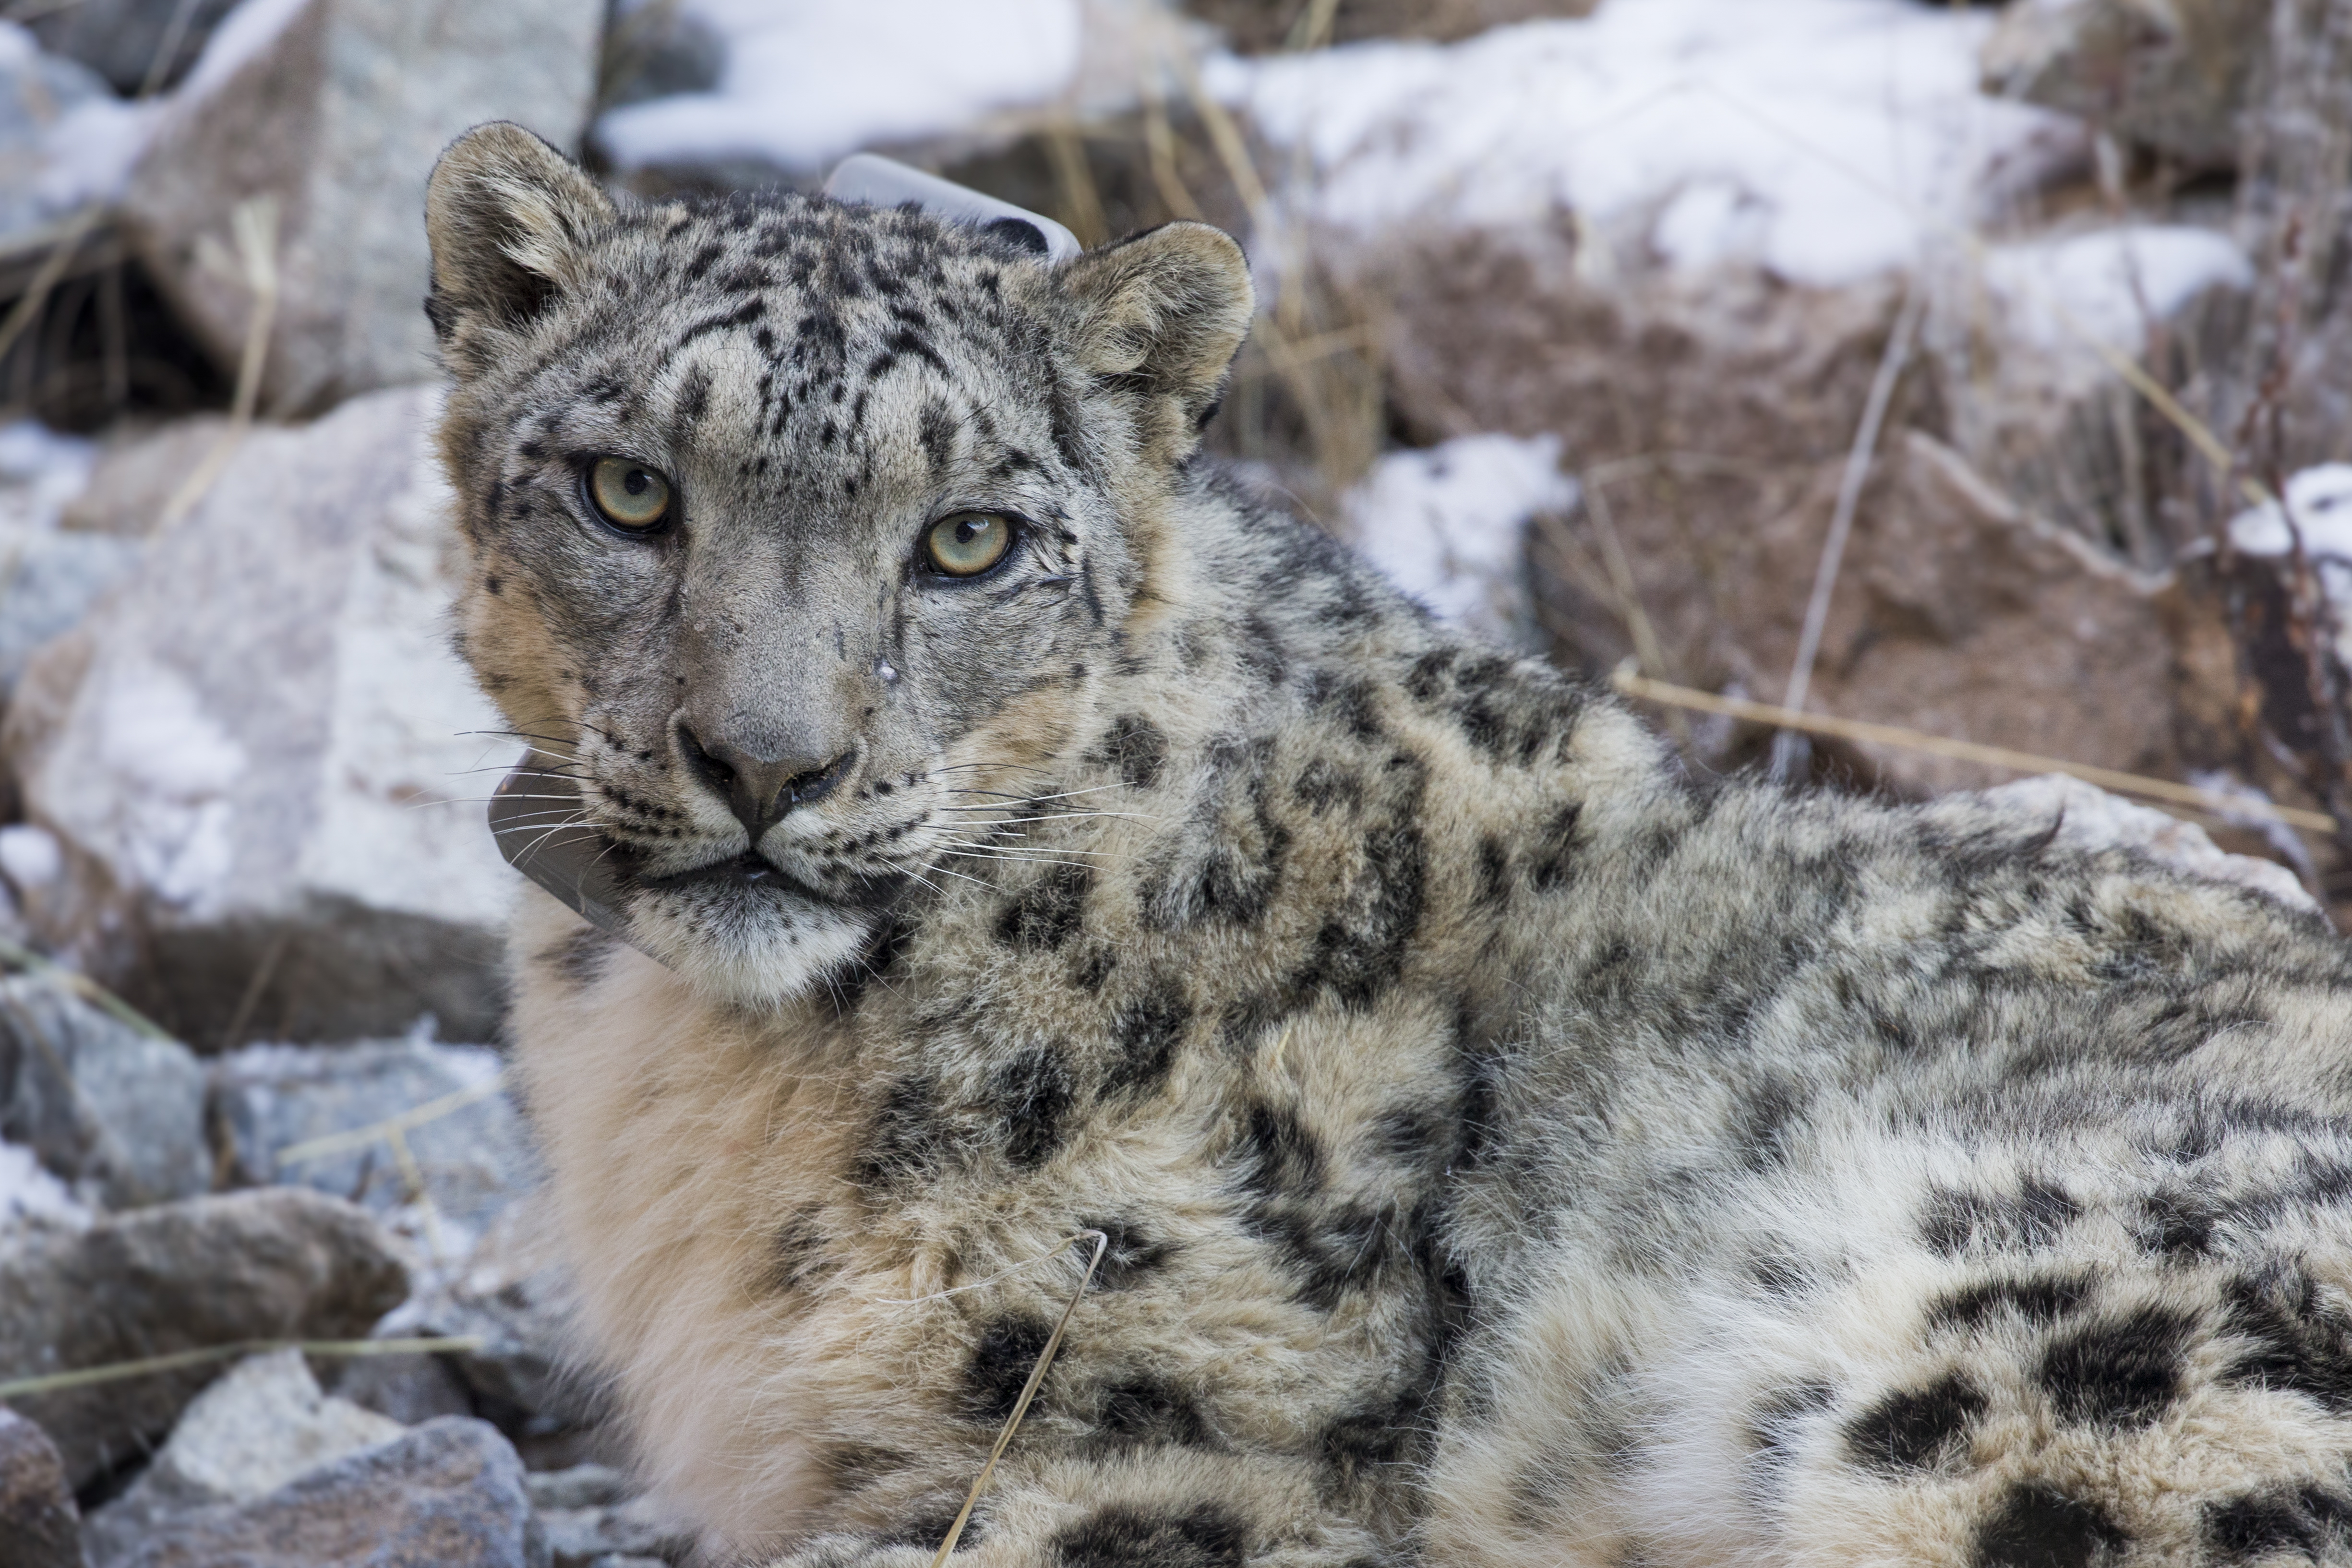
[{"left": 0, "top": 1, "right": 2347, "bottom": 1563}]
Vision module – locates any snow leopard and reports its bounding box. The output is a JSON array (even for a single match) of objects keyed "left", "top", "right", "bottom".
[{"left": 426, "top": 122, "right": 2352, "bottom": 1568}]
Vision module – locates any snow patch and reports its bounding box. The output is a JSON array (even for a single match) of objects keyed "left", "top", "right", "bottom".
[
  {"left": 1346, "top": 434, "right": 1573, "bottom": 649},
  {"left": 0, "top": 1137, "right": 90, "bottom": 1236},
  {"left": 596, "top": 0, "right": 1082, "bottom": 174},
  {"left": 0, "top": 824, "right": 60, "bottom": 891},
  {"left": 0, "top": 420, "right": 94, "bottom": 532},
  {"left": 1982, "top": 226, "right": 2252, "bottom": 351},
  {"left": 1211, "top": 0, "right": 2081, "bottom": 289},
  {"left": 2229, "top": 464, "right": 2352, "bottom": 671},
  {"left": 90, "top": 660, "right": 246, "bottom": 911}
]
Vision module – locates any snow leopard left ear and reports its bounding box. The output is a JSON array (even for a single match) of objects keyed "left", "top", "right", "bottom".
[
  {"left": 1059, "top": 221, "right": 1256, "bottom": 461},
  {"left": 425, "top": 122, "right": 617, "bottom": 376}
]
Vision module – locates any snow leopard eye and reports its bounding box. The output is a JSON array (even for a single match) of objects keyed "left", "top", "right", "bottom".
[
  {"left": 586, "top": 457, "right": 673, "bottom": 531},
  {"left": 924, "top": 512, "right": 1014, "bottom": 577}
]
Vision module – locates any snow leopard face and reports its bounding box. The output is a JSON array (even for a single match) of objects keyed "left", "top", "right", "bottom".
[{"left": 424, "top": 124, "right": 1251, "bottom": 1004}]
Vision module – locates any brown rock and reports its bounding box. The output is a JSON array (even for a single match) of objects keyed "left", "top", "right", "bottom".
[
  {"left": 0, "top": 1406, "right": 82, "bottom": 1568},
  {"left": 1980, "top": 0, "right": 2267, "bottom": 170},
  {"left": 0, "top": 1189, "right": 408, "bottom": 1489},
  {"left": 1355, "top": 224, "right": 2196, "bottom": 793}
]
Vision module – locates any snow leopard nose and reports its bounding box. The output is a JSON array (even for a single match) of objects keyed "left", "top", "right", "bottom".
[{"left": 678, "top": 724, "right": 851, "bottom": 840}]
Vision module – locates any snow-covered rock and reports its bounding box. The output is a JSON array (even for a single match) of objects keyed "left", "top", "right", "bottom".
[
  {"left": 600, "top": 0, "right": 1082, "bottom": 176},
  {"left": 1346, "top": 434, "right": 1572, "bottom": 649},
  {"left": 1975, "top": 773, "right": 2316, "bottom": 911},
  {"left": 1212, "top": 0, "right": 2082, "bottom": 291},
  {"left": 0, "top": 1137, "right": 91, "bottom": 1258},
  {"left": 0, "top": 385, "right": 518, "bottom": 1045},
  {"left": 118, "top": 0, "right": 603, "bottom": 414}
]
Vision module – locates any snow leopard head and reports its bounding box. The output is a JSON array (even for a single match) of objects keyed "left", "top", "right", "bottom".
[{"left": 424, "top": 123, "right": 1253, "bottom": 1005}]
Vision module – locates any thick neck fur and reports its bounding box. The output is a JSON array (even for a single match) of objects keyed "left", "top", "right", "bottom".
[{"left": 509, "top": 468, "right": 1668, "bottom": 1554}]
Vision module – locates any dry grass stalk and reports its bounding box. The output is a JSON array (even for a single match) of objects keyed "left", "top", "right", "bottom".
[
  {"left": 1616, "top": 667, "right": 2339, "bottom": 835},
  {"left": 161, "top": 193, "right": 277, "bottom": 528},
  {"left": 0, "top": 1336, "right": 488, "bottom": 1402},
  {"left": 926, "top": 1230, "right": 1109, "bottom": 1567}
]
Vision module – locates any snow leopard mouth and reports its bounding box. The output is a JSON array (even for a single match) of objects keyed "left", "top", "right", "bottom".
[{"left": 489, "top": 763, "right": 908, "bottom": 961}]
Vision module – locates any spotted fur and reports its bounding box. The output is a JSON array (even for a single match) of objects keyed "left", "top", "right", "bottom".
[{"left": 427, "top": 124, "right": 2352, "bottom": 1567}]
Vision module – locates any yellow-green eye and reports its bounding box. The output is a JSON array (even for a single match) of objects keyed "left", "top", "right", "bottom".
[
  {"left": 925, "top": 512, "right": 1013, "bottom": 576},
  {"left": 588, "top": 457, "right": 672, "bottom": 529}
]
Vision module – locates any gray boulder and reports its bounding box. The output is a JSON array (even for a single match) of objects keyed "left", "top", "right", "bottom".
[
  {"left": 0, "top": 970, "right": 208, "bottom": 1209},
  {"left": 119, "top": 0, "right": 603, "bottom": 415},
  {"left": 0, "top": 1405, "right": 82, "bottom": 1568},
  {"left": 1, "top": 385, "right": 519, "bottom": 1045},
  {"left": 329, "top": 1347, "right": 474, "bottom": 1426},
  {"left": 112, "top": 1416, "right": 545, "bottom": 1568},
  {"left": 0, "top": 1188, "right": 408, "bottom": 1488},
  {"left": 213, "top": 1034, "right": 537, "bottom": 1245},
  {"left": 85, "top": 1349, "right": 404, "bottom": 1566}
]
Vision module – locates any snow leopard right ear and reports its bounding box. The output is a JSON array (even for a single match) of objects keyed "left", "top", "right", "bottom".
[{"left": 425, "top": 122, "right": 616, "bottom": 375}]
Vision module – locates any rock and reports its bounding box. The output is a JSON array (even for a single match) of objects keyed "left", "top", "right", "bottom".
[
  {"left": 1973, "top": 773, "right": 2316, "bottom": 910},
  {"left": 0, "top": 385, "right": 519, "bottom": 1045},
  {"left": 111, "top": 1415, "right": 544, "bottom": 1568},
  {"left": 0, "top": 1405, "right": 82, "bottom": 1568},
  {"left": 24, "top": 0, "right": 242, "bottom": 96},
  {"left": 1779, "top": 431, "right": 2186, "bottom": 796},
  {"left": 118, "top": 0, "right": 603, "bottom": 416},
  {"left": 0, "top": 970, "right": 209, "bottom": 1209},
  {"left": 1981, "top": 0, "right": 2265, "bottom": 170},
  {"left": 330, "top": 1349, "right": 474, "bottom": 1426},
  {"left": 213, "top": 1033, "right": 537, "bottom": 1252},
  {"left": 538, "top": 1493, "right": 694, "bottom": 1568},
  {"left": 397, "top": 1200, "right": 601, "bottom": 1432},
  {"left": 0, "top": 1188, "right": 408, "bottom": 1489},
  {"left": 524, "top": 1464, "right": 634, "bottom": 1513},
  {"left": 84, "top": 1349, "right": 404, "bottom": 1565},
  {"left": 600, "top": 4, "right": 726, "bottom": 110},
  {"left": 62, "top": 417, "right": 236, "bottom": 539}
]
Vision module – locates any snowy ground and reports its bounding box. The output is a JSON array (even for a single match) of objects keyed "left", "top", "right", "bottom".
[{"left": 596, "top": 0, "right": 1086, "bottom": 175}]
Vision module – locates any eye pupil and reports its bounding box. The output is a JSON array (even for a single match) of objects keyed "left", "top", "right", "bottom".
[{"left": 625, "top": 471, "right": 650, "bottom": 495}]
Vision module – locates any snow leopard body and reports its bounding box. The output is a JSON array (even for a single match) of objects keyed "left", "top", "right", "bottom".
[{"left": 424, "top": 124, "right": 2352, "bottom": 1568}]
